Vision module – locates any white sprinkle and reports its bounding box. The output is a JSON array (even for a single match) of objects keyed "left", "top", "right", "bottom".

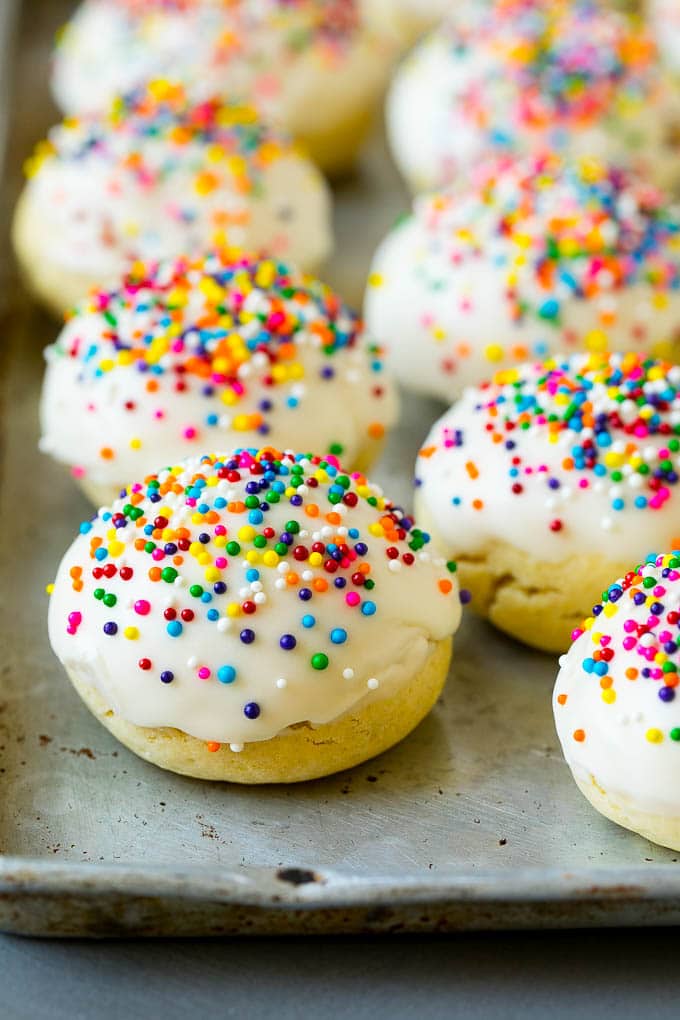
[
  {"left": 388, "top": 560, "right": 401, "bottom": 572},
  {"left": 254, "top": 592, "right": 267, "bottom": 604},
  {"left": 276, "top": 678, "right": 287, "bottom": 689},
  {"left": 275, "top": 578, "right": 287, "bottom": 590},
  {"left": 367, "top": 678, "right": 379, "bottom": 690},
  {"left": 277, "top": 562, "right": 289, "bottom": 574},
  {"left": 230, "top": 743, "right": 244, "bottom": 753},
  {"left": 302, "top": 570, "right": 314, "bottom": 581},
  {"left": 187, "top": 655, "right": 198, "bottom": 668},
  {"left": 343, "top": 668, "right": 355, "bottom": 680},
  {"left": 600, "top": 516, "right": 613, "bottom": 531},
  {"left": 217, "top": 618, "right": 231, "bottom": 632}
]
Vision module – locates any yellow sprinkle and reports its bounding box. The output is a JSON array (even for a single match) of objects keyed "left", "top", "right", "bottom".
[
  {"left": 646, "top": 728, "right": 664, "bottom": 744},
  {"left": 601, "top": 689, "right": 616, "bottom": 705},
  {"left": 124, "top": 626, "right": 139, "bottom": 640},
  {"left": 484, "top": 344, "right": 504, "bottom": 363}
]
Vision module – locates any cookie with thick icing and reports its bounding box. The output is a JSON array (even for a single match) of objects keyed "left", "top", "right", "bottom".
[
  {"left": 48, "top": 447, "right": 461, "bottom": 782},
  {"left": 13, "top": 80, "right": 332, "bottom": 316}
]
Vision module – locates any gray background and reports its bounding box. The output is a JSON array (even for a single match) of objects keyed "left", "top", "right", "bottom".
[
  {"left": 0, "top": 927, "right": 677, "bottom": 1019},
  {"left": 2, "top": 1, "right": 677, "bottom": 1012}
]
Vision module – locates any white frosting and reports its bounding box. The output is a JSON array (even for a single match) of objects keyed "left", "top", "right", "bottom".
[
  {"left": 386, "top": 3, "right": 680, "bottom": 194},
  {"left": 21, "top": 84, "right": 332, "bottom": 289},
  {"left": 39, "top": 252, "right": 398, "bottom": 493},
  {"left": 48, "top": 449, "right": 460, "bottom": 745},
  {"left": 364, "top": 156, "right": 680, "bottom": 402},
  {"left": 553, "top": 553, "right": 680, "bottom": 816},
  {"left": 414, "top": 352, "right": 680, "bottom": 563},
  {"left": 51, "top": 0, "right": 394, "bottom": 135}
]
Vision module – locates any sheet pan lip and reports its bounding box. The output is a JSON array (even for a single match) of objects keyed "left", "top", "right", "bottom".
[{"left": 0, "top": 857, "right": 678, "bottom": 909}]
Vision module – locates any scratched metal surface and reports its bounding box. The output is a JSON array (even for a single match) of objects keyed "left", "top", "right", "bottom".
[{"left": 2, "top": 0, "right": 680, "bottom": 937}]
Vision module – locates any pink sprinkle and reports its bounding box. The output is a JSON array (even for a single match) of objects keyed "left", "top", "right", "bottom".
[
  {"left": 198, "top": 667, "right": 211, "bottom": 680},
  {"left": 345, "top": 592, "right": 361, "bottom": 608},
  {"left": 183, "top": 427, "right": 198, "bottom": 440},
  {"left": 134, "top": 600, "right": 150, "bottom": 616},
  {"left": 215, "top": 557, "right": 227, "bottom": 569}
]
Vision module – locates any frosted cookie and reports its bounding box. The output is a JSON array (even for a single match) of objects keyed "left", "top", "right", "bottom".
[
  {"left": 51, "top": 0, "right": 396, "bottom": 176},
  {"left": 365, "top": 154, "right": 680, "bottom": 403},
  {"left": 386, "top": 0, "right": 678, "bottom": 195},
  {"left": 554, "top": 551, "right": 680, "bottom": 851},
  {"left": 12, "top": 80, "right": 332, "bottom": 317},
  {"left": 415, "top": 352, "right": 680, "bottom": 653},
  {"left": 39, "top": 252, "right": 398, "bottom": 507},
  {"left": 47, "top": 447, "right": 461, "bottom": 782}
]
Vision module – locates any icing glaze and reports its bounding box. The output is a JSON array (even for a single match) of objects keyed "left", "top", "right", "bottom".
[
  {"left": 40, "top": 252, "right": 398, "bottom": 492},
  {"left": 48, "top": 448, "right": 461, "bottom": 747},
  {"left": 386, "top": 0, "right": 679, "bottom": 194},
  {"left": 554, "top": 551, "right": 680, "bottom": 816},
  {"left": 415, "top": 352, "right": 680, "bottom": 563},
  {"left": 21, "top": 79, "right": 332, "bottom": 286},
  {"left": 365, "top": 154, "right": 680, "bottom": 402}
]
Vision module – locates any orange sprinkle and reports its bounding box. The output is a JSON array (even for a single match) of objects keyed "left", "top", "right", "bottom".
[
  {"left": 100, "top": 446, "right": 114, "bottom": 460},
  {"left": 145, "top": 379, "right": 159, "bottom": 393},
  {"left": 472, "top": 498, "right": 484, "bottom": 510},
  {"left": 206, "top": 742, "right": 221, "bottom": 753},
  {"left": 599, "top": 676, "right": 613, "bottom": 689},
  {"left": 368, "top": 422, "right": 385, "bottom": 440},
  {"left": 438, "top": 579, "right": 453, "bottom": 594},
  {"left": 148, "top": 567, "right": 162, "bottom": 582},
  {"left": 556, "top": 693, "right": 567, "bottom": 706},
  {"left": 419, "top": 445, "right": 437, "bottom": 459},
  {"left": 313, "top": 578, "right": 329, "bottom": 592},
  {"left": 326, "top": 512, "right": 341, "bottom": 525},
  {"left": 573, "top": 729, "right": 586, "bottom": 742},
  {"left": 465, "top": 461, "right": 479, "bottom": 480},
  {"left": 305, "top": 504, "right": 319, "bottom": 517},
  {"left": 69, "top": 566, "right": 83, "bottom": 578},
  {"left": 625, "top": 667, "right": 638, "bottom": 680}
]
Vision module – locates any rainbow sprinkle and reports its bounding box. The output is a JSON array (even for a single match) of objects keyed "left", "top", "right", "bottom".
[
  {"left": 417, "top": 352, "right": 680, "bottom": 529},
  {"left": 44, "top": 252, "right": 392, "bottom": 474},
  {"left": 52, "top": 447, "right": 459, "bottom": 749},
  {"left": 557, "top": 551, "right": 680, "bottom": 744},
  {"left": 443, "top": 0, "right": 658, "bottom": 140}
]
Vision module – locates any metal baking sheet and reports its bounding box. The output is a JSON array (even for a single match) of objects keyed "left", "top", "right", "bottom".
[{"left": 3, "top": 0, "right": 680, "bottom": 938}]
